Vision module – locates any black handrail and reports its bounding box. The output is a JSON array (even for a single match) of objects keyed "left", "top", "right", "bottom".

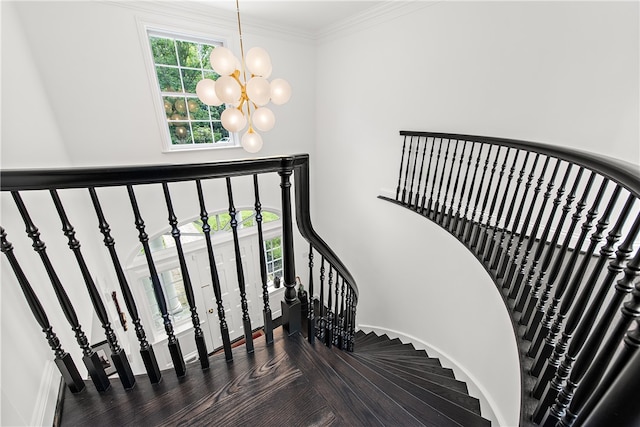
[{"left": 384, "top": 131, "right": 640, "bottom": 427}]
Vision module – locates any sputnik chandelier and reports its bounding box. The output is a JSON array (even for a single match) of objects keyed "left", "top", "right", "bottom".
[{"left": 195, "top": 0, "right": 291, "bottom": 153}]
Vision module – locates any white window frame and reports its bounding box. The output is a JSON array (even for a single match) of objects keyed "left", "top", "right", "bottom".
[{"left": 139, "top": 23, "right": 241, "bottom": 153}]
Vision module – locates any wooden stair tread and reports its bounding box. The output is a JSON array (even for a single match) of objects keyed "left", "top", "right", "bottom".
[{"left": 362, "top": 352, "right": 444, "bottom": 368}]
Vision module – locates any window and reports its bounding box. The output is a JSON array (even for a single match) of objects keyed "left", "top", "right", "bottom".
[
  {"left": 146, "top": 30, "right": 235, "bottom": 151},
  {"left": 142, "top": 267, "right": 191, "bottom": 329},
  {"left": 264, "top": 236, "right": 283, "bottom": 283}
]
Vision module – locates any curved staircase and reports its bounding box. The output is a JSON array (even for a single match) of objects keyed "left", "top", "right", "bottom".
[{"left": 58, "top": 327, "right": 491, "bottom": 426}]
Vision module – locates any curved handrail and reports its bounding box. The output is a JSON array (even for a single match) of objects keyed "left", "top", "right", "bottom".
[{"left": 385, "top": 131, "right": 640, "bottom": 427}]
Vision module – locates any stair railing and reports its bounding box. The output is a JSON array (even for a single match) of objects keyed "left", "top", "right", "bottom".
[
  {"left": 1, "top": 154, "right": 357, "bottom": 395},
  {"left": 381, "top": 131, "right": 640, "bottom": 427}
]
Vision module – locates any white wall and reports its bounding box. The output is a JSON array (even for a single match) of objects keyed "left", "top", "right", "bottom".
[{"left": 314, "top": 2, "right": 638, "bottom": 426}]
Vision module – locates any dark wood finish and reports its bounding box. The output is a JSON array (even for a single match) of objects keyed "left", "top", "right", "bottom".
[{"left": 253, "top": 174, "right": 274, "bottom": 345}]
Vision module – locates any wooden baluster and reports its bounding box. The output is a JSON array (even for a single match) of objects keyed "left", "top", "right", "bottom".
[
  {"left": 490, "top": 151, "right": 530, "bottom": 271},
  {"left": 521, "top": 167, "right": 584, "bottom": 329},
  {"left": 127, "top": 185, "right": 186, "bottom": 377},
  {"left": 338, "top": 277, "right": 345, "bottom": 349},
  {"left": 195, "top": 180, "right": 233, "bottom": 361},
  {"left": 325, "top": 265, "right": 333, "bottom": 347},
  {"left": 413, "top": 136, "right": 429, "bottom": 211},
  {"left": 509, "top": 158, "right": 560, "bottom": 306},
  {"left": 12, "top": 191, "right": 110, "bottom": 391},
  {"left": 307, "top": 244, "right": 315, "bottom": 343},
  {"left": 531, "top": 185, "right": 622, "bottom": 419},
  {"left": 51, "top": 190, "right": 136, "bottom": 388},
  {"left": 407, "top": 136, "right": 422, "bottom": 210},
  {"left": 443, "top": 140, "right": 463, "bottom": 227},
  {"left": 348, "top": 290, "right": 357, "bottom": 351},
  {"left": 433, "top": 138, "right": 451, "bottom": 221},
  {"left": 450, "top": 141, "right": 475, "bottom": 235},
  {"left": 506, "top": 155, "right": 550, "bottom": 298},
  {"left": 420, "top": 137, "right": 436, "bottom": 214},
  {"left": 226, "top": 177, "right": 254, "bottom": 353},
  {"left": 478, "top": 147, "right": 510, "bottom": 256},
  {"left": 577, "top": 249, "right": 640, "bottom": 424},
  {"left": 426, "top": 138, "right": 444, "bottom": 218},
  {"left": 464, "top": 144, "right": 490, "bottom": 244},
  {"left": 518, "top": 163, "right": 582, "bottom": 326},
  {"left": 515, "top": 163, "right": 571, "bottom": 313},
  {"left": 525, "top": 171, "right": 596, "bottom": 345},
  {"left": 396, "top": 135, "right": 408, "bottom": 201},
  {"left": 401, "top": 136, "right": 414, "bottom": 204},
  {"left": 89, "top": 188, "right": 161, "bottom": 384},
  {"left": 1, "top": 227, "right": 86, "bottom": 393},
  {"left": 253, "top": 175, "right": 274, "bottom": 345},
  {"left": 497, "top": 153, "right": 540, "bottom": 281},
  {"left": 318, "top": 256, "right": 326, "bottom": 342},
  {"left": 484, "top": 149, "right": 519, "bottom": 263},
  {"left": 530, "top": 178, "right": 608, "bottom": 378},
  {"left": 471, "top": 145, "right": 500, "bottom": 249},
  {"left": 460, "top": 143, "right": 485, "bottom": 240},
  {"left": 554, "top": 212, "right": 640, "bottom": 427},
  {"left": 535, "top": 193, "right": 635, "bottom": 424},
  {"left": 162, "top": 182, "right": 209, "bottom": 369}
]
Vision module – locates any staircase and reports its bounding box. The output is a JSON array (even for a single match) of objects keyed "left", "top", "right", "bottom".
[{"left": 58, "top": 327, "right": 490, "bottom": 426}]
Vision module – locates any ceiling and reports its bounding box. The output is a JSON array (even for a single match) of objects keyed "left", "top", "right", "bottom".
[{"left": 200, "top": 1, "right": 383, "bottom": 36}]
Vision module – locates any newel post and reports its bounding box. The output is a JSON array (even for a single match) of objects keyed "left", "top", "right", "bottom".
[{"left": 279, "top": 158, "right": 301, "bottom": 335}]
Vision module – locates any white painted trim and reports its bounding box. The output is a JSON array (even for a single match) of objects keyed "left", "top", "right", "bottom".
[
  {"left": 30, "top": 360, "right": 60, "bottom": 427},
  {"left": 357, "top": 323, "right": 513, "bottom": 427}
]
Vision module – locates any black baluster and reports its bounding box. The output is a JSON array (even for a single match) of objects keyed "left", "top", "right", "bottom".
[
  {"left": 89, "top": 188, "right": 161, "bottom": 384},
  {"left": 555, "top": 213, "right": 640, "bottom": 427},
  {"left": 1, "top": 227, "right": 85, "bottom": 393},
  {"left": 127, "top": 185, "right": 185, "bottom": 377},
  {"left": 530, "top": 177, "right": 607, "bottom": 377},
  {"left": 531, "top": 185, "right": 622, "bottom": 420},
  {"left": 490, "top": 151, "right": 530, "bottom": 271},
  {"left": 279, "top": 161, "right": 301, "bottom": 335},
  {"left": 253, "top": 175, "right": 273, "bottom": 345},
  {"left": 407, "top": 136, "right": 421, "bottom": 210},
  {"left": 478, "top": 147, "right": 510, "bottom": 256},
  {"left": 325, "top": 266, "right": 333, "bottom": 347},
  {"left": 12, "top": 191, "right": 110, "bottom": 391},
  {"left": 444, "top": 140, "right": 463, "bottom": 228},
  {"left": 464, "top": 144, "right": 489, "bottom": 243},
  {"left": 506, "top": 155, "right": 550, "bottom": 298},
  {"left": 51, "top": 190, "right": 135, "bottom": 389},
  {"left": 525, "top": 171, "right": 596, "bottom": 346},
  {"left": 195, "top": 180, "right": 233, "bottom": 362},
  {"left": 226, "top": 177, "right": 254, "bottom": 353},
  {"left": 433, "top": 138, "right": 451, "bottom": 221},
  {"left": 521, "top": 167, "right": 584, "bottom": 330},
  {"left": 348, "top": 289, "right": 356, "bottom": 351},
  {"left": 317, "top": 257, "right": 326, "bottom": 342},
  {"left": 336, "top": 276, "right": 343, "bottom": 349},
  {"left": 426, "top": 138, "right": 444, "bottom": 218},
  {"left": 460, "top": 143, "right": 485, "bottom": 240},
  {"left": 515, "top": 163, "right": 571, "bottom": 313},
  {"left": 307, "top": 244, "right": 315, "bottom": 343},
  {"left": 519, "top": 163, "right": 583, "bottom": 326},
  {"left": 536, "top": 194, "right": 635, "bottom": 424},
  {"left": 413, "top": 137, "right": 429, "bottom": 211},
  {"left": 162, "top": 182, "right": 209, "bottom": 369},
  {"left": 450, "top": 141, "right": 475, "bottom": 234},
  {"left": 498, "top": 153, "right": 540, "bottom": 281},
  {"left": 396, "top": 135, "right": 408, "bottom": 201},
  {"left": 484, "top": 149, "right": 519, "bottom": 263},
  {"left": 471, "top": 145, "right": 500, "bottom": 249},
  {"left": 401, "top": 136, "right": 414, "bottom": 204},
  {"left": 420, "top": 137, "right": 436, "bottom": 214}
]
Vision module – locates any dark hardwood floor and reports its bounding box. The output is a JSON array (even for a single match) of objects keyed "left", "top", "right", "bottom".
[{"left": 58, "top": 327, "right": 490, "bottom": 426}]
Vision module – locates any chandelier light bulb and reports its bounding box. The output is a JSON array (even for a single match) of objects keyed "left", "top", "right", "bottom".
[
  {"left": 195, "top": 79, "right": 223, "bottom": 106},
  {"left": 252, "top": 107, "right": 275, "bottom": 132},
  {"left": 210, "top": 46, "right": 238, "bottom": 76},
  {"left": 221, "top": 108, "right": 247, "bottom": 132},
  {"left": 241, "top": 129, "right": 263, "bottom": 153},
  {"left": 246, "top": 77, "right": 271, "bottom": 106},
  {"left": 270, "top": 78, "right": 292, "bottom": 105},
  {"left": 245, "top": 47, "right": 272, "bottom": 77},
  {"left": 215, "top": 75, "right": 242, "bottom": 104}
]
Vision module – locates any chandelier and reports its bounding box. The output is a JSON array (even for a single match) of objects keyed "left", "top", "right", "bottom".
[{"left": 195, "top": 0, "right": 291, "bottom": 153}]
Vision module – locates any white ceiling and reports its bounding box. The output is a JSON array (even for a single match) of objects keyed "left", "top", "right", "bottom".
[{"left": 200, "top": 1, "right": 383, "bottom": 36}]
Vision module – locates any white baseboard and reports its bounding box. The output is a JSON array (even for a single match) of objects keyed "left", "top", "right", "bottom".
[
  {"left": 357, "top": 323, "right": 514, "bottom": 427},
  {"left": 30, "top": 360, "right": 61, "bottom": 427}
]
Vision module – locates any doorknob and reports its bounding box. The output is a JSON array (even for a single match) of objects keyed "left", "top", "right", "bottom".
[{"left": 208, "top": 308, "right": 214, "bottom": 314}]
